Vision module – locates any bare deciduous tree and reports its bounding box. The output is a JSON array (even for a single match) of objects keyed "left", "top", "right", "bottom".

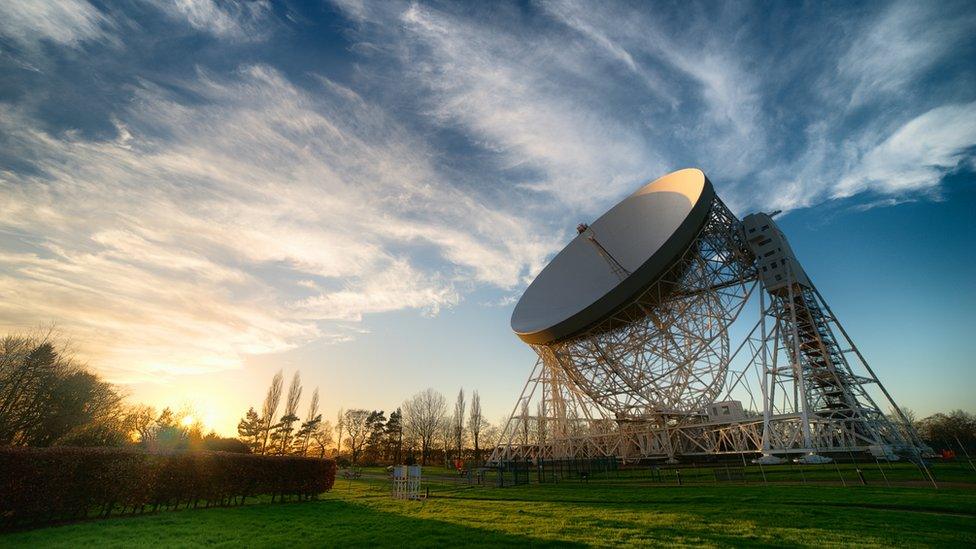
[
  {"left": 131, "top": 404, "right": 159, "bottom": 444},
  {"left": 335, "top": 407, "right": 345, "bottom": 456},
  {"left": 469, "top": 390, "right": 483, "bottom": 463},
  {"left": 344, "top": 409, "right": 370, "bottom": 464},
  {"left": 310, "top": 419, "right": 334, "bottom": 458},
  {"left": 453, "top": 388, "right": 465, "bottom": 461},
  {"left": 480, "top": 421, "right": 501, "bottom": 454},
  {"left": 402, "top": 388, "right": 446, "bottom": 465},
  {"left": 917, "top": 410, "right": 976, "bottom": 449}
]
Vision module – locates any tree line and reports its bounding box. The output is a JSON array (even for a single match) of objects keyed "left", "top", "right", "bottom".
[
  {"left": 901, "top": 408, "right": 976, "bottom": 455},
  {"left": 4, "top": 331, "right": 975, "bottom": 463},
  {"left": 237, "top": 377, "right": 503, "bottom": 466},
  {"left": 236, "top": 370, "right": 333, "bottom": 458}
]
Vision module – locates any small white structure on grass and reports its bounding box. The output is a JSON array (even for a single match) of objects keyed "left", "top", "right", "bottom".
[{"left": 392, "top": 465, "right": 423, "bottom": 500}]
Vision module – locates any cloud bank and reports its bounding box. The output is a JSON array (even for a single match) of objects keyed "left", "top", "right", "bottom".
[{"left": 0, "top": 63, "right": 551, "bottom": 381}]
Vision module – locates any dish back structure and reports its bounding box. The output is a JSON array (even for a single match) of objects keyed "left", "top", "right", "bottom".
[{"left": 491, "top": 170, "right": 925, "bottom": 463}]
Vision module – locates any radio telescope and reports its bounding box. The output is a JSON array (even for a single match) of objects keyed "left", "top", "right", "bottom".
[{"left": 491, "top": 169, "right": 926, "bottom": 463}]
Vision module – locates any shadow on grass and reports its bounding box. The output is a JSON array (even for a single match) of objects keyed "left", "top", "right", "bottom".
[{"left": 0, "top": 497, "right": 584, "bottom": 548}]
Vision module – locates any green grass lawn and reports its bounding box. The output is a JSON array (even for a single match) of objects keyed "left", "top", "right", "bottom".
[{"left": 3, "top": 468, "right": 975, "bottom": 547}]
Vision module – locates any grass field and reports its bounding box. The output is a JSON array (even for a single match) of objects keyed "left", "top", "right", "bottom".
[{"left": 2, "top": 465, "right": 975, "bottom": 547}]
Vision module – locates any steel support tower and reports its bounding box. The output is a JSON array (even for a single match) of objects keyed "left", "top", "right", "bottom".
[{"left": 491, "top": 200, "right": 926, "bottom": 464}]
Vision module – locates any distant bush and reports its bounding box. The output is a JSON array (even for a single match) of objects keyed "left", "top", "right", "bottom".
[
  {"left": 0, "top": 447, "right": 335, "bottom": 530},
  {"left": 201, "top": 437, "right": 250, "bottom": 453}
]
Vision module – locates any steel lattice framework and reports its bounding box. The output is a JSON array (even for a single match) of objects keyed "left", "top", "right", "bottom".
[{"left": 491, "top": 197, "right": 926, "bottom": 464}]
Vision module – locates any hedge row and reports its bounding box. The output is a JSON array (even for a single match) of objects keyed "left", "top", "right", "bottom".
[{"left": 0, "top": 447, "right": 336, "bottom": 530}]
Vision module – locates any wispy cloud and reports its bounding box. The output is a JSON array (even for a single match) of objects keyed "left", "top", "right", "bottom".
[
  {"left": 838, "top": 1, "right": 974, "bottom": 106},
  {"left": 543, "top": 0, "right": 765, "bottom": 179},
  {"left": 343, "top": 0, "right": 976, "bottom": 216},
  {"left": 151, "top": 0, "right": 272, "bottom": 40},
  {"left": 535, "top": 1, "right": 679, "bottom": 108},
  {"left": 0, "top": 64, "right": 551, "bottom": 382},
  {"left": 0, "top": 0, "right": 112, "bottom": 49},
  {"left": 835, "top": 102, "right": 976, "bottom": 198},
  {"left": 339, "top": 0, "right": 663, "bottom": 211},
  {"left": 757, "top": 0, "right": 976, "bottom": 210}
]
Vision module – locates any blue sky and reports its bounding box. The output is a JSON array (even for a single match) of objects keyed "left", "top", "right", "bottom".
[{"left": 0, "top": 0, "right": 973, "bottom": 434}]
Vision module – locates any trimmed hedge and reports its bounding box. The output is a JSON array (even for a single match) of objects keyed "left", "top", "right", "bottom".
[{"left": 0, "top": 447, "right": 336, "bottom": 530}]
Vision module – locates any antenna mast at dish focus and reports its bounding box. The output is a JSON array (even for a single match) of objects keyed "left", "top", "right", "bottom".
[{"left": 491, "top": 168, "right": 928, "bottom": 464}]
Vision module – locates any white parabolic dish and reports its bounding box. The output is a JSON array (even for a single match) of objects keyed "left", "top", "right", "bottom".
[{"left": 511, "top": 168, "right": 716, "bottom": 345}]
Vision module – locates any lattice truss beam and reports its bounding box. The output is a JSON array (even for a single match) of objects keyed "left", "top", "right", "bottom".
[{"left": 491, "top": 200, "right": 926, "bottom": 464}]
